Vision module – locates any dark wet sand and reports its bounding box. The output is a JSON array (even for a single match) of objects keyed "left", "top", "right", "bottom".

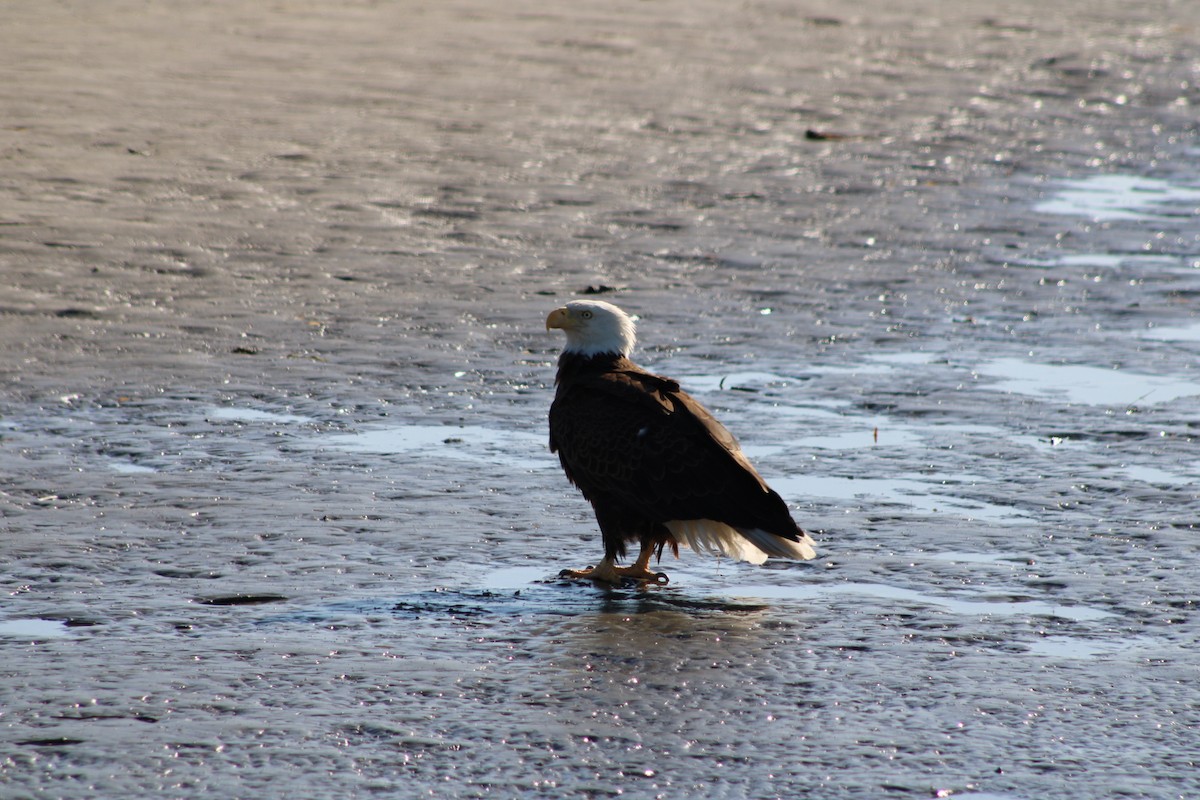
[{"left": 2, "top": 2, "right": 1200, "bottom": 798}]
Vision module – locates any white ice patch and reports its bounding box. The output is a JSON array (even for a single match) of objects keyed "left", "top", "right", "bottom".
[{"left": 665, "top": 519, "right": 816, "bottom": 565}]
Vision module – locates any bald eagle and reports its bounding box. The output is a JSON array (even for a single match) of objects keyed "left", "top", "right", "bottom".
[{"left": 546, "top": 300, "right": 816, "bottom": 584}]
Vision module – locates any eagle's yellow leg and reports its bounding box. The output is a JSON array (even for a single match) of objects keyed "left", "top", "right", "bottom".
[{"left": 560, "top": 541, "right": 669, "bottom": 585}]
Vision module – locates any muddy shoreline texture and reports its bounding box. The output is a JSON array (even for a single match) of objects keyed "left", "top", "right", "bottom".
[{"left": 3, "top": 2, "right": 1199, "bottom": 798}]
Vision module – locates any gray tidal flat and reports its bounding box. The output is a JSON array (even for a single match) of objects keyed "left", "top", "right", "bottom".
[{"left": 2, "top": 1, "right": 1199, "bottom": 798}]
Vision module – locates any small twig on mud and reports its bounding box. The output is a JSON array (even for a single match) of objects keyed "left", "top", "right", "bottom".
[{"left": 1125, "top": 388, "right": 1156, "bottom": 413}]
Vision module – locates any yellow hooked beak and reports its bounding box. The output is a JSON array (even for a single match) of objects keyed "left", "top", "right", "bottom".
[{"left": 546, "top": 306, "right": 572, "bottom": 331}]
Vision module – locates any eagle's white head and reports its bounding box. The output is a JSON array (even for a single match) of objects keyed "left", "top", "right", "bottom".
[{"left": 546, "top": 299, "right": 637, "bottom": 358}]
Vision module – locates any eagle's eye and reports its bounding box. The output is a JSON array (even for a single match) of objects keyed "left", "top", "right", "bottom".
[{"left": 580, "top": 310, "right": 593, "bottom": 320}]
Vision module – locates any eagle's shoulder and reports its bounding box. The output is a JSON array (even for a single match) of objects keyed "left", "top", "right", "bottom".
[
  {"left": 555, "top": 355, "right": 676, "bottom": 406},
  {"left": 552, "top": 355, "right": 760, "bottom": 481}
]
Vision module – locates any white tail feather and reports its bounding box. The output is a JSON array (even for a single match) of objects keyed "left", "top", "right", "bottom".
[{"left": 665, "top": 519, "right": 816, "bottom": 565}]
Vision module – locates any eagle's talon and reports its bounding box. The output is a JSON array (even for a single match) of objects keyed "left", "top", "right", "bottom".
[{"left": 558, "top": 560, "right": 669, "bottom": 586}]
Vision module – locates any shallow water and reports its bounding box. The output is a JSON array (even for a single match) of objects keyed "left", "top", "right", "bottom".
[
  {"left": 1034, "top": 174, "right": 1200, "bottom": 222},
  {"left": 4, "top": 2, "right": 1200, "bottom": 798},
  {"left": 1142, "top": 322, "right": 1200, "bottom": 343},
  {"left": 976, "top": 358, "right": 1200, "bottom": 407},
  {"left": 0, "top": 618, "right": 70, "bottom": 638},
  {"left": 319, "top": 424, "right": 549, "bottom": 471}
]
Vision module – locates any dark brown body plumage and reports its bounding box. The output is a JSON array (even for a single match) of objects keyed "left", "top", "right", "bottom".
[{"left": 549, "top": 351, "right": 806, "bottom": 562}]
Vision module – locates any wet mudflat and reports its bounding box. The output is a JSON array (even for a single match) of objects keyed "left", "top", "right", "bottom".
[{"left": 2, "top": 1, "right": 1199, "bottom": 798}]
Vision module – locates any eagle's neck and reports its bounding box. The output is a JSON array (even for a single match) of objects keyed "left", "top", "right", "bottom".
[{"left": 555, "top": 350, "right": 631, "bottom": 384}]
